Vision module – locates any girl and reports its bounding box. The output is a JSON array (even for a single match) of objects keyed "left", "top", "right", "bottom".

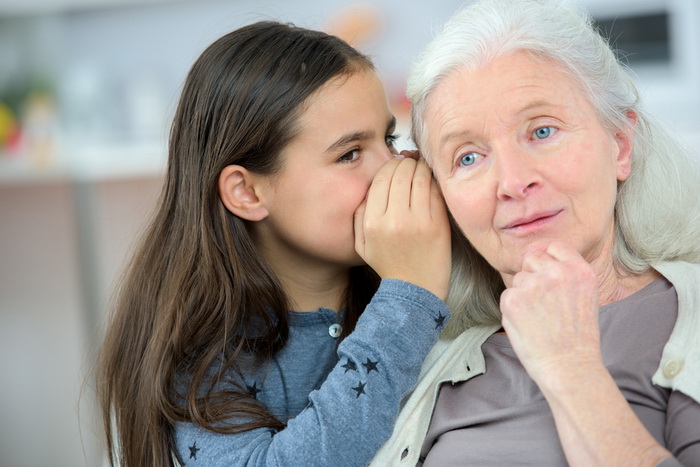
[{"left": 96, "top": 21, "right": 451, "bottom": 466}]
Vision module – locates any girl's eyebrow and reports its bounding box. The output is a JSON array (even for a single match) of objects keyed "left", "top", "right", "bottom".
[
  {"left": 325, "top": 130, "right": 376, "bottom": 153},
  {"left": 325, "top": 116, "right": 397, "bottom": 153}
]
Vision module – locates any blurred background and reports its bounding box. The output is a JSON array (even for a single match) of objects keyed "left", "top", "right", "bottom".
[{"left": 0, "top": 0, "right": 698, "bottom": 465}]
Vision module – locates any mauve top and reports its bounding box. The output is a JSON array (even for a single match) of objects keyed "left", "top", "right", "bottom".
[{"left": 420, "top": 276, "right": 700, "bottom": 466}]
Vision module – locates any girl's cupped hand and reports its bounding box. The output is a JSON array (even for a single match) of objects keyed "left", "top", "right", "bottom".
[{"left": 354, "top": 155, "right": 451, "bottom": 301}]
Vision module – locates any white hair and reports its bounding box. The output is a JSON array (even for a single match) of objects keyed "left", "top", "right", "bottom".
[{"left": 407, "top": 0, "right": 700, "bottom": 335}]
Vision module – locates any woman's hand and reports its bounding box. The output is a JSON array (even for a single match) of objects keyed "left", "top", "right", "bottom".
[
  {"left": 499, "top": 241, "right": 602, "bottom": 383},
  {"left": 354, "top": 156, "right": 451, "bottom": 301},
  {"left": 500, "top": 241, "right": 671, "bottom": 466}
]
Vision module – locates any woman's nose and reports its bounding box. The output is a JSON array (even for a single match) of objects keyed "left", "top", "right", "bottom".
[{"left": 495, "top": 147, "right": 542, "bottom": 200}]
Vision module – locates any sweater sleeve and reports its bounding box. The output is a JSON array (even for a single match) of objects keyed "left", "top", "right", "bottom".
[
  {"left": 663, "top": 389, "right": 700, "bottom": 465},
  {"left": 174, "top": 279, "right": 449, "bottom": 466}
]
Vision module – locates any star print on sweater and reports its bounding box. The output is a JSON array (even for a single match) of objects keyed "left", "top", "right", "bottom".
[
  {"left": 434, "top": 313, "right": 447, "bottom": 330},
  {"left": 341, "top": 359, "right": 358, "bottom": 373},
  {"left": 362, "top": 358, "right": 379, "bottom": 373},
  {"left": 189, "top": 441, "right": 200, "bottom": 460},
  {"left": 352, "top": 381, "right": 366, "bottom": 398},
  {"left": 246, "top": 382, "right": 262, "bottom": 399}
]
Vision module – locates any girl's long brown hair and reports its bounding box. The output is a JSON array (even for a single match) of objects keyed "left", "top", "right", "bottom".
[{"left": 96, "top": 22, "right": 379, "bottom": 466}]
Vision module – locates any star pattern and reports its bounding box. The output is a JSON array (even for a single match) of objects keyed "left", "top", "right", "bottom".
[
  {"left": 189, "top": 441, "right": 200, "bottom": 460},
  {"left": 434, "top": 313, "right": 447, "bottom": 330},
  {"left": 246, "top": 382, "right": 262, "bottom": 399},
  {"left": 341, "top": 359, "right": 358, "bottom": 373},
  {"left": 352, "top": 381, "right": 366, "bottom": 398},
  {"left": 362, "top": 358, "right": 379, "bottom": 374}
]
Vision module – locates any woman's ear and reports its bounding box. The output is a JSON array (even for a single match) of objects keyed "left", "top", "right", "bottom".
[
  {"left": 614, "top": 110, "right": 638, "bottom": 182},
  {"left": 218, "top": 165, "right": 269, "bottom": 221}
]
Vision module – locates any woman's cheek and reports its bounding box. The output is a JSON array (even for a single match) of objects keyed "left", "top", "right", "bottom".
[{"left": 443, "top": 187, "right": 469, "bottom": 227}]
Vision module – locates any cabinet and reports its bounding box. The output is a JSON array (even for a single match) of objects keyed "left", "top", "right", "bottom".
[{"left": 0, "top": 173, "right": 162, "bottom": 466}]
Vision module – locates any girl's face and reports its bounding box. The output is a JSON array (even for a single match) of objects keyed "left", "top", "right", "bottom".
[
  {"left": 425, "top": 51, "right": 633, "bottom": 286},
  {"left": 252, "top": 69, "right": 398, "bottom": 277}
]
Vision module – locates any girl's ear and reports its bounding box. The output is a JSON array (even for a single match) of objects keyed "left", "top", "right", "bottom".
[{"left": 218, "top": 165, "right": 270, "bottom": 221}]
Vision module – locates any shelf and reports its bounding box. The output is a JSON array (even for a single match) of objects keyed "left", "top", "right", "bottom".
[{"left": 0, "top": 142, "right": 166, "bottom": 185}]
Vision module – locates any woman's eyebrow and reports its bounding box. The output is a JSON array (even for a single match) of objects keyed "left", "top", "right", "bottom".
[
  {"left": 439, "top": 130, "right": 474, "bottom": 152},
  {"left": 437, "top": 101, "right": 562, "bottom": 150},
  {"left": 516, "top": 100, "right": 557, "bottom": 116}
]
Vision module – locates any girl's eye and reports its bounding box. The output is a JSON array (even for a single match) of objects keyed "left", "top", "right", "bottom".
[
  {"left": 385, "top": 134, "right": 399, "bottom": 148},
  {"left": 337, "top": 149, "right": 361, "bottom": 163},
  {"left": 459, "top": 152, "right": 480, "bottom": 167},
  {"left": 533, "top": 126, "right": 557, "bottom": 139}
]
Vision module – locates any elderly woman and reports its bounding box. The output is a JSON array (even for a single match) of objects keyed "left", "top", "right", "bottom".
[{"left": 371, "top": 0, "right": 700, "bottom": 465}]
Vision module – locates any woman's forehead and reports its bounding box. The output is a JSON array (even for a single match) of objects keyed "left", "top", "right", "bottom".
[{"left": 426, "top": 54, "right": 586, "bottom": 127}]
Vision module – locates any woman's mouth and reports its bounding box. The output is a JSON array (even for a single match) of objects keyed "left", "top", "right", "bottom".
[{"left": 502, "top": 210, "right": 563, "bottom": 232}]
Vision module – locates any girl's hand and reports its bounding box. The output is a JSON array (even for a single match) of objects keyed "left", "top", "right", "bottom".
[
  {"left": 354, "top": 157, "right": 451, "bottom": 300},
  {"left": 499, "top": 241, "right": 602, "bottom": 385}
]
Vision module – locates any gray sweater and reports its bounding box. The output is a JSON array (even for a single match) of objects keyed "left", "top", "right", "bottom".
[{"left": 174, "top": 279, "right": 449, "bottom": 466}]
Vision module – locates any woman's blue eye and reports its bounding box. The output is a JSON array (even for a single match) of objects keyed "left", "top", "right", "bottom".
[
  {"left": 534, "top": 126, "right": 556, "bottom": 139},
  {"left": 459, "top": 152, "right": 478, "bottom": 167}
]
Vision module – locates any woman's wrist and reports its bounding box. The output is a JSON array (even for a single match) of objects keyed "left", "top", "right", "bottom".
[{"left": 537, "top": 361, "right": 671, "bottom": 466}]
